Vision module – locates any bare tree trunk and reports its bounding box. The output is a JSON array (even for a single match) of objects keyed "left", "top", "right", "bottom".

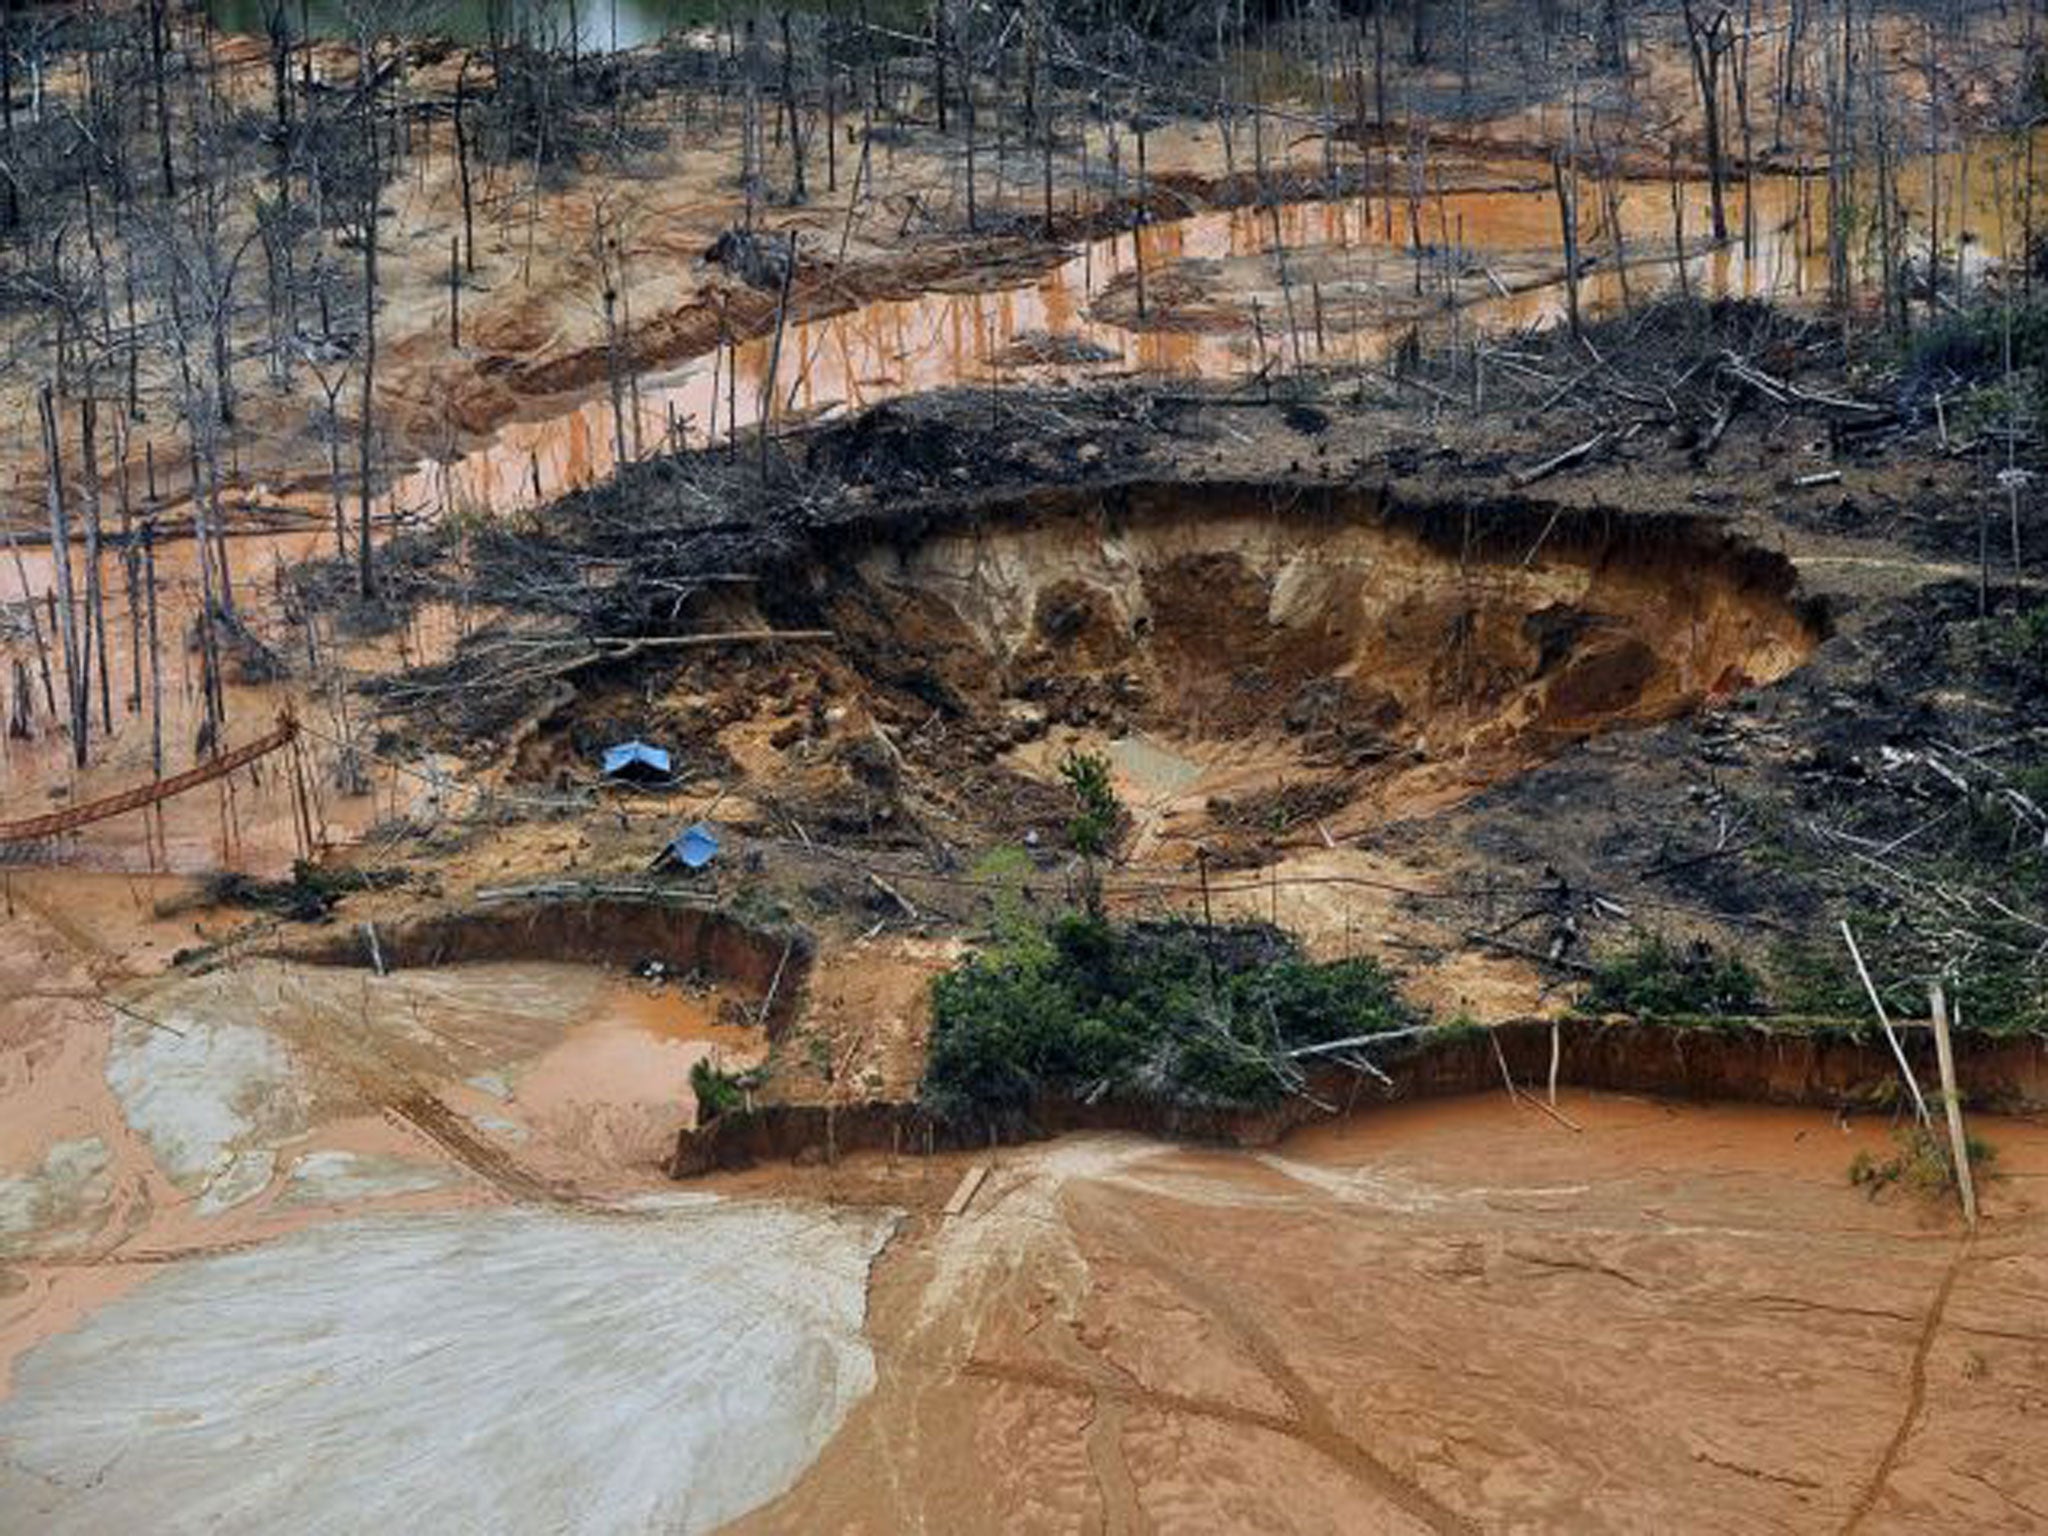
[
  {"left": 0, "top": 1, "right": 17, "bottom": 232},
  {"left": 149, "top": 0, "right": 176, "bottom": 198},
  {"left": 780, "top": 11, "right": 807, "bottom": 202},
  {"left": 3, "top": 517, "right": 57, "bottom": 718},
  {"left": 1924, "top": 18, "right": 1942, "bottom": 320},
  {"left": 1736, "top": 0, "right": 1756, "bottom": 262},
  {"left": 117, "top": 424, "right": 141, "bottom": 715},
  {"left": 79, "top": 397, "right": 112, "bottom": 735},
  {"left": 454, "top": 55, "right": 476, "bottom": 272},
  {"left": 1777, "top": 0, "right": 1808, "bottom": 148},
  {"left": 143, "top": 518, "right": 162, "bottom": 777},
  {"left": 599, "top": 213, "right": 628, "bottom": 470},
  {"left": 1553, "top": 149, "right": 1582, "bottom": 342},
  {"left": 357, "top": 37, "right": 381, "bottom": 602},
  {"left": 759, "top": 234, "right": 796, "bottom": 483},
  {"left": 933, "top": 0, "right": 947, "bottom": 135},
  {"left": 39, "top": 384, "right": 88, "bottom": 769},
  {"left": 1669, "top": 142, "right": 1692, "bottom": 302},
  {"left": 1682, "top": 1, "right": 1731, "bottom": 243}
]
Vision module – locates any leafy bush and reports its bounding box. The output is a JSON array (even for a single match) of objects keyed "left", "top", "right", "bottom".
[
  {"left": 1905, "top": 301, "right": 2048, "bottom": 382},
  {"left": 1850, "top": 1125, "right": 1997, "bottom": 1201},
  {"left": 690, "top": 1058, "right": 752, "bottom": 1121},
  {"left": 970, "top": 844, "right": 1041, "bottom": 941},
  {"left": 1059, "top": 749, "right": 1123, "bottom": 918},
  {"left": 1578, "top": 933, "right": 1764, "bottom": 1019},
  {"left": 1948, "top": 956, "right": 2048, "bottom": 1037},
  {"left": 922, "top": 914, "right": 1419, "bottom": 1120},
  {"left": 1993, "top": 604, "right": 2048, "bottom": 682},
  {"left": 1766, "top": 939, "right": 1866, "bottom": 1018}
]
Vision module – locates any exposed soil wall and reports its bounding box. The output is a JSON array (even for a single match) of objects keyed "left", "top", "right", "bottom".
[
  {"left": 670, "top": 1018, "right": 2048, "bottom": 1174},
  {"left": 683, "top": 474, "right": 1831, "bottom": 858},
  {"left": 789, "top": 477, "right": 1828, "bottom": 636},
  {"left": 271, "top": 898, "right": 813, "bottom": 1037}
]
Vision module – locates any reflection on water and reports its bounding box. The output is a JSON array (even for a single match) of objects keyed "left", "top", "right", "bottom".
[
  {"left": 208, "top": 0, "right": 901, "bottom": 51},
  {"left": 398, "top": 149, "right": 2016, "bottom": 524},
  {"left": 2, "top": 127, "right": 2033, "bottom": 866}
]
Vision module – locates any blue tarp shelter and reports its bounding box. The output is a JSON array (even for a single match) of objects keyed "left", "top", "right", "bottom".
[
  {"left": 664, "top": 822, "right": 721, "bottom": 870},
  {"left": 601, "top": 740, "right": 673, "bottom": 781}
]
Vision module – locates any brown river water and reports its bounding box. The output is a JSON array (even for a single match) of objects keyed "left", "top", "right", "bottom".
[
  {"left": 0, "top": 132, "right": 2028, "bottom": 868},
  {"left": 1, "top": 133, "right": 2043, "bottom": 1536}
]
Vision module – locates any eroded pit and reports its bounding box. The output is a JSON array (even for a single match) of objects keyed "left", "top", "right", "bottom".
[{"left": 614, "top": 483, "right": 1822, "bottom": 861}]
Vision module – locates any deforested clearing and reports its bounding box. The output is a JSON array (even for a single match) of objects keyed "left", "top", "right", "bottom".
[{"left": 3, "top": 1, "right": 2047, "bottom": 1530}]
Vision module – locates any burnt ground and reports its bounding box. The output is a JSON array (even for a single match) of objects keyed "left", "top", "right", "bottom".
[{"left": 328, "top": 296, "right": 2048, "bottom": 1052}]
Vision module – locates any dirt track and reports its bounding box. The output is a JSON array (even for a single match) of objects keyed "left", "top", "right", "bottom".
[
  {"left": 3, "top": 7, "right": 2046, "bottom": 1528},
  {"left": 732, "top": 1098, "right": 2048, "bottom": 1534}
]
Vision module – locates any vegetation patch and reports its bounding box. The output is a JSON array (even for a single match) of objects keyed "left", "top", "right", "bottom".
[
  {"left": 922, "top": 913, "right": 1419, "bottom": 1121},
  {"left": 1577, "top": 933, "right": 1765, "bottom": 1020},
  {"left": 1849, "top": 1125, "right": 1998, "bottom": 1203},
  {"left": 690, "top": 1058, "right": 760, "bottom": 1122},
  {"left": 168, "top": 861, "right": 414, "bottom": 923},
  {"left": 1582, "top": 925, "right": 2047, "bottom": 1038}
]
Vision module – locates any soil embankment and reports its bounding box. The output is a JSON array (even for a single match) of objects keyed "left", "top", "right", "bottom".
[
  {"left": 271, "top": 893, "right": 812, "bottom": 1035},
  {"left": 672, "top": 1017, "right": 2048, "bottom": 1174}
]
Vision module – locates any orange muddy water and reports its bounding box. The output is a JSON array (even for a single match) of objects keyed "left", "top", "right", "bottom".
[
  {"left": 733, "top": 1096, "right": 2048, "bottom": 1535},
  {"left": 2, "top": 129, "right": 2024, "bottom": 872},
  {"left": 4, "top": 862, "right": 2044, "bottom": 1532}
]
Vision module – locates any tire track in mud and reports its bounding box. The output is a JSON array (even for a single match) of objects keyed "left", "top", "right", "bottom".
[
  {"left": 379, "top": 1087, "right": 574, "bottom": 1209},
  {"left": 960, "top": 1353, "right": 1320, "bottom": 1441},
  {"left": 1078, "top": 1194, "right": 1482, "bottom": 1536},
  {"left": 266, "top": 996, "right": 594, "bottom": 1213},
  {"left": 1838, "top": 1233, "right": 1975, "bottom": 1534}
]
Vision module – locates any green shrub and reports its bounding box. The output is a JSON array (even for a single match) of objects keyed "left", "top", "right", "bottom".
[
  {"left": 1906, "top": 301, "right": 2048, "bottom": 381},
  {"left": 1766, "top": 939, "right": 1866, "bottom": 1018},
  {"left": 970, "top": 844, "right": 1040, "bottom": 942},
  {"left": 1579, "top": 933, "right": 1764, "bottom": 1019},
  {"left": 1850, "top": 1125, "right": 1997, "bottom": 1201},
  {"left": 922, "top": 914, "right": 1419, "bottom": 1120},
  {"left": 690, "top": 1058, "right": 751, "bottom": 1121},
  {"left": 1993, "top": 604, "right": 2048, "bottom": 681}
]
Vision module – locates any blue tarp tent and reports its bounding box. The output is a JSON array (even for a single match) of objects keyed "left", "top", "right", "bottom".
[
  {"left": 665, "top": 822, "right": 721, "bottom": 870},
  {"left": 601, "top": 740, "right": 673, "bottom": 781}
]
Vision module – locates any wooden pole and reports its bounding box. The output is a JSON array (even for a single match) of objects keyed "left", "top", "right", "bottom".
[
  {"left": 1841, "top": 920, "right": 1931, "bottom": 1127},
  {"left": 1928, "top": 981, "right": 1978, "bottom": 1229},
  {"left": 758, "top": 233, "right": 796, "bottom": 484},
  {"left": 39, "top": 383, "right": 88, "bottom": 768},
  {"left": 143, "top": 519, "right": 163, "bottom": 779}
]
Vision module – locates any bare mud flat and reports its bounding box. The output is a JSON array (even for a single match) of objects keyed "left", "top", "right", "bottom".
[
  {"left": 0, "top": 883, "right": 907, "bottom": 1535},
  {"left": 735, "top": 1097, "right": 2048, "bottom": 1534},
  {"left": 0, "top": 1200, "right": 896, "bottom": 1535}
]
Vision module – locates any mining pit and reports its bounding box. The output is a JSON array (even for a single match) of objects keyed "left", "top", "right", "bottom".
[
  {"left": 511, "top": 482, "right": 1820, "bottom": 875},
  {"left": 5, "top": 6, "right": 2048, "bottom": 1529}
]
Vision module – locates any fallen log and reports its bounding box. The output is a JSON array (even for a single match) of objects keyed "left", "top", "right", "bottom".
[
  {"left": 1718, "top": 353, "right": 1892, "bottom": 421},
  {"left": 588, "top": 630, "right": 835, "bottom": 652},
  {"left": 1464, "top": 929, "right": 1598, "bottom": 976},
  {"left": 1510, "top": 431, "right": 1611, "bottom": 489}
]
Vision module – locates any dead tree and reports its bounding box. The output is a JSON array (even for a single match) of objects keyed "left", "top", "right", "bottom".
[
  {"left": 351, "top": 18, "right": 383, "bottom": 602},
  {"left": 38, "top": 384, "right": 88, "bottom": 768},
  {"left": 1681, "top": 1, "right": 1733, "bottom": 244}
]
